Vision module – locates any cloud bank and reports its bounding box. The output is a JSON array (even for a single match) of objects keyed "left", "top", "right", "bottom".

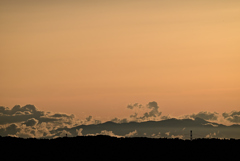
[{"left": 0, "top": 103, "right": 239, "bottom": 139}]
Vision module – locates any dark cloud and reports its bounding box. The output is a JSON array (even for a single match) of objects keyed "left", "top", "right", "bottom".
[
  {"left": 0, "top": 105, "right": 78, "bottom": 138},
  {"left": 222, "top": 111, "right": 240, "bottom": 123},
  {"left": 127, "top": 103, "right": 142, "bottom": 109},
  {"left": 129, "top": 101, "right": 162, "bottom": 121},
  {"left": 82, "top": 115, "right": 101, "bottom": 124},
  {"left": 188, "top": 111, "right": 219, "bottom": 121},
  {"left": 6, "top": 124, "right": 20, "bottom": 135},
  {"left": 145, "top": 101, "right": 162, "bottom": 118},
  {"left": 23, "top": 118, "right": 39, "bottom": 126},
  {"left": 86, "top": 116, "right": 92, "bottom": 122},
  {"left": 50, "top": 113, "right": 74, "bottom": 118},
  {"left": 0, "top": 105, "right": 37, "bottom": 115},
  {"left": 111, "top": 118, "right": 128, "bottom": 123},
  {"left": 0, "top": 104, "right": 54, "bottom": 125},
  {"left": 0, "top": 123, "right": 20, "bottom": 136}
]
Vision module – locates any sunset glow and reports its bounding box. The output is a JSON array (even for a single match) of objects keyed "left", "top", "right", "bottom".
[{"left": 1, "top": 0, "right": 240, "bottom": 121}]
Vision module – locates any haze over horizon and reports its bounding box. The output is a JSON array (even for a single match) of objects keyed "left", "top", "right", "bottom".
[{"left": 0, "top": 1, "right": 240, "bottom": 138}]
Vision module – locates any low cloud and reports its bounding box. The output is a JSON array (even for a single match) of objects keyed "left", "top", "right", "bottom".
[
  {"left": 0, "top": 105, "right": 78, "bottom": 138},
  {"left": 76, "top": 128, "right": 83, "bottom": 136},
  {"left": 111, "top": 118, "right": 128, "bottom": 123},
  {"left": 165, "top": 132, "right": 170, "bottom": 136},
  {"left": 23, "top": 118, "right": 39, "bottom": 126},
  {"left": 0, "top": 105, "right": 47, "bottom": 124},
  {"left": 86, "top": 130, "right": 122, "bottom": 138},
  {"left": 171, "top": 135, "right": 183, "bottom": 139},
  {"left": 57, "top": 130, "right": 73, "bottom": 138},
  {"left": 84, "top": 115, "right": 101, "bottom": 125},
  {"left": 205, "top": 132, "right": 217, "bottom": 138},
  {"left": 125, "top": 130, "right": 138, "bottom": 137},
  {"left": 222, "top": 111, "right": 240, "bottom": 123},
  {"left": 151, "top": 132, "right": 161, "bottom": 138},
  {"left": 184, "top": 111, "right": 219, "bottom": 121}
]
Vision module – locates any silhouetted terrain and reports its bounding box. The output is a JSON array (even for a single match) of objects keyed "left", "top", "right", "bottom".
[
  {"left": 1, "top": 136, "right": 239, "bottom": 160},
  {"left": 52, "top": 117, "right": 240, "bottom": 139}
]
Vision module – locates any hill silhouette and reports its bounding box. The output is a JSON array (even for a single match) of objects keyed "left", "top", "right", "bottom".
[
  {"left": 1, "top": 135, "right": 239, "bottom": 160},
  {"left": 51, "top": 117, "right": 240, "bottom": 139}
]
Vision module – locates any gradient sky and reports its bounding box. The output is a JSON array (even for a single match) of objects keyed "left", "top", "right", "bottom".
[{"left": 1, "top": 0, "right": 240, "bottom": 120}]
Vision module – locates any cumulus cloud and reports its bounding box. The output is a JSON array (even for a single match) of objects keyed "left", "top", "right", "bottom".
[
  {"left": 0, "top": 105, "right": 78, "bottom": 138},
  {"left": 23, "top": 118, "right": 39, "bottom": 126},
  {"left": 127, "top": 101, "right": 162, "bottom": 121},
  {"left": 141, "top": 101, "right": 162, "bottom": 119},
  {"left": 1, "top": 124, "right": 21, "bottom": 136},
  {"left": 184, "top": 111, "right": 219, "bottom": 121},
  {"left": 222, "top": 111, "right": 240, "bottom": 123},
  {"left": 0, "top": 105, "right": 47, "bottom": 124}
]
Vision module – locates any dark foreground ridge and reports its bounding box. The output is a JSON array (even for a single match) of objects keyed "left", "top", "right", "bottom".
[{"left": 1, "top": 136, "right": 239, "bottom": 160}]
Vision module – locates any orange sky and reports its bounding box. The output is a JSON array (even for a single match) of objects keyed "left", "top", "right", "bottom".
[{"left": 1, "top": 0, "right": 240, "bottom": 120}]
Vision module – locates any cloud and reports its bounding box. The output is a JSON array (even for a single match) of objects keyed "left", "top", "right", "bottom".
[
  {"left": 98, "top": 130, "right": 120, "bottom": 137},
  {"left": 125, "top": 130, "right": 138, "bottom": 137},
  {"left": 86, "top": 116, "right": 92, "bottom": 122},
  {"left": 3, "top": 124, "right": 21, "bottom": 136},
  {"left": 0, "top": 105, "right": 37, "bottom": 115},
  {"left": 145, "top": 101, "right": 162, "bottom": 118},
  {"left": 171, "top": 135, "right": 183, "bottom": 139},
  {"left": 86, "top": 130, "right": 122, "bottom": 138},
  {"left": 1, "top": 103, "right": 240, "bottom": 139},
  {"left": 185, "top": 111, "right": 219, "bottom": 121},
  {"left": 111, "top": 118, "right": 128, "bottom": 123},
  {"left": 81, "top": 115, "right": 101, "bottom": 125},
  {"left": 127, "top": 101, "right": 162, "bottom": 121},
  {"left": 127, "top": 103, "right": 142, "bottom": 109},
  {"left": 0, "top": 105, "right": 78, "bottom": 138},
  {"left": 205, "top": 132, "right": 217, "bottom": 138},
  {"left": 0, "top": 105, "right": 47, "bottom": 124},
  {"left": 50, "top": 113, "right": 74, "bottom": 119},
  {"left": 76, "top": 128, "right": 83, "bottom": 136},
  {"left": 59, "top": 130, "right": 73, "bottom": 138},
  {"left": 151, "top": 132, "right": 161, "bottom": 138},
  {"left": 23, "top": 118, "right": 39, "bottom": 126},
  {"left": 222, "top": 111, "right": 240, "bottom": 123},
  {"left": 165, "top": 132, "right": 170, "bottom": 136}
]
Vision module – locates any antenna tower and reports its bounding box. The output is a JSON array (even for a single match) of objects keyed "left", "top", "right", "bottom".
[{"left": 190, "top": 130, "right": 192, "bottom": 141}]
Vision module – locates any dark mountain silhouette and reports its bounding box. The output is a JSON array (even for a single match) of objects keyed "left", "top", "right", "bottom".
[{"left": 51, "top": 117, "right": 240, "bottom": 139}]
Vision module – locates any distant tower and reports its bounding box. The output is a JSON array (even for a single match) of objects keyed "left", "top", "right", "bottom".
[{"left": 190, "top": 130, "right": 192, "bottom": 141}]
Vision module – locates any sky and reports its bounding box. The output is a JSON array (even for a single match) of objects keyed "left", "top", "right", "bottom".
[{"left": 1, "top": 0, "right": 240, "bottom": 122}]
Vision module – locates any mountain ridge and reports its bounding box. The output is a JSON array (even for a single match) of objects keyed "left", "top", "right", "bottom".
[{"left": 51, "top": 117, "right": 240, "bottom": 139}]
